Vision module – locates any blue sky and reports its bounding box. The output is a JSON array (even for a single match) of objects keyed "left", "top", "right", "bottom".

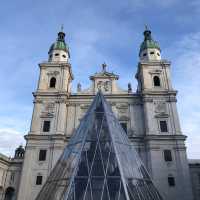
[{"left": 0, "top": 0, "right": 199, "bottom": 158}]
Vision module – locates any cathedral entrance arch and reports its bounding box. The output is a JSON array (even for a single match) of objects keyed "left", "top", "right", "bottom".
[{"left": 4, "top": 187, "right": 15, "bottom": 200}]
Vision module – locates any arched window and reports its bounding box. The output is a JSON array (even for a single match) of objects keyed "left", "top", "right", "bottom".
[
  {"left": 49, "top": 77, "right": 56, "bottom": 88},
  {"left": 153, "top": 76, "right": 161, "bottom": 87},
  {"left": 4, "top": 187, "right": 15, "bottom": 200}
]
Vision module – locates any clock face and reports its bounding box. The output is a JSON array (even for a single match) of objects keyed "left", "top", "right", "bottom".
[{"left": 97, "top": 80, "right": 111, "bottom": 93}]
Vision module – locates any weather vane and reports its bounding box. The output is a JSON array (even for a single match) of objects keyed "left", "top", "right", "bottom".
[{"left": 61, "top": 24, "right": 64, "bottom": 32}]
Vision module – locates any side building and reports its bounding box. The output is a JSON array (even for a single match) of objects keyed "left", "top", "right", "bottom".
[{"left": 0, "top": 28, "right": 197, "bottom": 200}]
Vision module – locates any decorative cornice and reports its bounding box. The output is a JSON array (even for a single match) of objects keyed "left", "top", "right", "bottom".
[
  {"left": 47, "top": 71, "right": 60, "bottom": 76},
  {"left": 141, "top": 90, "right": 177, "bottom": 96},
  {"left": 148, "top": 69, "right": 162, "bottom": 74},
  {"left": 142, "top": 97, "right": 153, "bottom": 102},
  {"left": 139, "top": 59, "right": 171, "bottom": 66},
  {"left": 39, "top": 62, "right": 74, "bottom": 80},
  {"left": 25, "top": 134, "right": 68, "bottom": 141},
  {"left": 33, "top": 91, "right": 69, "bottom": 97},
  {"left": 154, "top": 113, "right": 169, "bottom": 118},
  {"left": 39, "top": 62, "right": 71, "bottom": 68},
  {"left": 33, "top": 99, "right": 43, "bottom": 104},
  {"left": 144, "top": 134, "right": 187, "bottom": 141}
]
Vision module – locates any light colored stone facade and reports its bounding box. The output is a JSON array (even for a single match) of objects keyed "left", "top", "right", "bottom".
[
  {"left": 189, "top": 159, "right": 200, "bottom": 200},
  {"left": 0, "top": 29, "right": 197, "bottom": 200}
]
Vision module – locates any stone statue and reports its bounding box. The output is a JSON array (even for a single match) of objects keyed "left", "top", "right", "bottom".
[
  {"left": 77, "top": 83, "right": 82, "bottom": 92},
  {"left": 128, "top": 83, "right": 132, "bottom": 93}
]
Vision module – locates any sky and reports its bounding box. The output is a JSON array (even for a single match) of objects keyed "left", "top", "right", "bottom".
[{"left": 0, "top": 0, "right": 199, "bottom": 159}]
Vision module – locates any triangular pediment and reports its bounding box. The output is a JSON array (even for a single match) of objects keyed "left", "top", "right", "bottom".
[
  {"left": 90, "top": 71, "right": 119, "bottom": 80},
  {"left": 36, "top": 92, "right": 163, "bottom": 200}
]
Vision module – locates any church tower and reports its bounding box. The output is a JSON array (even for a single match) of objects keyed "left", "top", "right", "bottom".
[
  {"left": 136, "top": 27, "right": 193, "bottom": 200},
  {"left": 17, "top": 28, "right": 73, "bottom": 200}
]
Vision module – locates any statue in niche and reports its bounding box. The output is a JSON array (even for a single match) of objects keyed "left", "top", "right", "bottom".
[
  {"left": 77, "top": 83, "right": 82, "bottom": 92},
  {"left": 97, "top": 81, "right": 103, "bottom": 90},
  {"left": 97, "top": 80, "right": 111, "bottom": 92},
  {"left": 104, "top": 81, "right": 111, "bottom": 91}
]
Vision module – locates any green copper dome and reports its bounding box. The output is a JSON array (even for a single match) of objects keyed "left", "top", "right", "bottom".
[
  {"left": 139, "top": 29, "right": 160, "bottom": 55},
  {"left": 48, "top": 31, "right": 69, "bottom": 54}
]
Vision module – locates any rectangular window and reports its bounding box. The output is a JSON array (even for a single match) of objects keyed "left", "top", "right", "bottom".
[
  {"left": 198, "top": 174, "right": 200, "bottom": 184},
  {"left": 168, "top": 177, "right": 175, "bottom": 187},
  {"left": 36, "top": 175, "right": 43, "bottom": 185},
  {"left": 39, "top": 150, "right": 47, "bottom": 161},
  {"left": 164, "top": 150, "right": 172, "bottom": 162},
  {"left": 160, "top": 121, "right": 168, "bottom": 132},
  {"left": 120, "top": 122, "right": 127, "bottom": 134},
  {"left": 43, "top": 121, "right": 50, "bottom": 132}
]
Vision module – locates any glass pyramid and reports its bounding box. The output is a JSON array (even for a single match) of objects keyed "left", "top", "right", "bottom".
[{"left": 35, "top": 92, "right": 163, "bottom": 200}]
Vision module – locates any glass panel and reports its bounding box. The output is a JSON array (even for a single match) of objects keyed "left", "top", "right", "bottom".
[
  {"left": 91, "top": 178, "right": 104, "bottom": 200},
  {"left": 106, "top": 147, "right": 120, "bottom": 177},
  {"left": 83, "top": 181, "right": 93, "bottom": 200},
  {"left": 66, "top": 183, "right": 75, "bottom": 200},
  {"left": 99, "top": 141, "right": 110, "bottom": 170},
  {"left": 74, "top": 178, "right": 88, "bottom": 200},
  {"left": 107, "top": 178, "right": 121, "bottom": 200},
  {"left": 77, "top": 151, "right": 89, "bottom": 176},
  {"left": 85, "top": 141, "right": 96, "bottom": 170},
  {"left": 91, "top": 145, "right": 104, "bottom": 177},
  {"left": 101, "top": 185, "right": 110, "bottom": 200},
  {"left": 35, "top": 92, "right": 163, "bottom": 200},
  {"left": 119, "top": 183, "right": 126, "bottom": 200}
]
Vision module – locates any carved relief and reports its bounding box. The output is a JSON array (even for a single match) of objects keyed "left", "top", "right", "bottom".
[
  {"left": 154, "top": 101, "right": 167, "bottom": 114},
  {"left": 149, "top": 69, "right": 162, "bottom": 74},
  {"left": 80, "top": 104, "right": 90, "bottom": 118},
  {"left": 119, "top": 115, "right": 129, "bottom": 121},
  {"left": 47, "top": 71, "right": 60, "bottom": 76},
  {"left": 116, "top": 103, "right": 128, "bottom": 109},
  {"left": 128, "top": 129, "right": 135, "bottom": 137},
  {"left": 41, "top": 102, "right": 55, "bottom": 118},
  {"left": 154, "top": 101, "right": 169, "bottom": 118},
  {"left": 97, "top": 80, "right": 111, "bottom": 92},
  {"left": 116, "top": 103, "right": 128, "bottom": 115}
]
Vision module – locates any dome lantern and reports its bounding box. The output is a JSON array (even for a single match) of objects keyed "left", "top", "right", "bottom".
[
  {"left": 48, "top": 26, "right": 70, "bottom": 63},
  {"left": 139, "top": 26, "right": 161, "bottom": 61}
]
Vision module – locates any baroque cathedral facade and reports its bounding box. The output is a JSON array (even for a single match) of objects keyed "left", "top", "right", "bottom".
[{"left": 0, "top": 28, "right": 199, "bottom": 200}]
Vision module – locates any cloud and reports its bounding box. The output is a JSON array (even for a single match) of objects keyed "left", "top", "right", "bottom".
[
  {"left": 0, "top": 128, "right": 25, "bottom": 157},
  {"left": 165, "top": 32, "right": 200, "bottom": 159},
  {"left": 0, "top": 0, "right": 199, "bottom": 160}
]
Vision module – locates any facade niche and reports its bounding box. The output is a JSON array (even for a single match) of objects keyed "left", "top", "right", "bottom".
[
  {"left": 49, "top": 77, "right": 56, "bottom": 88},
  {"left": 153, "top": 76, "right": 161, "bottom": 87}
]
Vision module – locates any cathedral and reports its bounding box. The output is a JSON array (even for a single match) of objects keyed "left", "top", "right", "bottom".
[{"left": 0, "top": 27, "right": 199, "bottom": 200}]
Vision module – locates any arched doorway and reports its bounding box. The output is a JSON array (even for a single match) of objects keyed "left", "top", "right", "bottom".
[{"left": 4, "top": 187, "right": 15, "bottom": 200}]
